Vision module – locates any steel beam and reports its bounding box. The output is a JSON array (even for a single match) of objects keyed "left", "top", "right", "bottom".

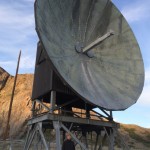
[
  {"left": 37, "top": 122, "right": 49, "bottom": 150},
  {"left": 24, "top": 125, "right": 32, "bottom": 150},
  {"left": 35, "top": 99, "right": 50, "bottom": 111},
  {"left": 28, "top": 114, "right": 119, "bottom": 128},
  {"left": 24, "top": 123, "right": 49, "bottom": 150},
  {"left": 61, "top": 123, "right": 87, "bottom": 150},
  {"left": 24, "top": 125, "right": 37, "bottom": 150}
]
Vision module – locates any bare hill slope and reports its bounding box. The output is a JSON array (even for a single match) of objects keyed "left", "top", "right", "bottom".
[
  {"left": 0, "top": 67, "right": 10, "bottom": 91},
  {"left": 0, "top": 67, "right": 33, "bottom": 138},
  {"left": 0, "top": 67, "right": 150, "bottom": 149}
]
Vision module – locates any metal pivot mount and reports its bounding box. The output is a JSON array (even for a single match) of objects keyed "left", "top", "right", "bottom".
[{"left": 75, "top": 30, "right": 114, "bottom": 58}]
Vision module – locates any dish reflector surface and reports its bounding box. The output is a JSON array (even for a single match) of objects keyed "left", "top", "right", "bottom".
[{"left": 35, "top": 0, "right": 144, "bottom": 110}]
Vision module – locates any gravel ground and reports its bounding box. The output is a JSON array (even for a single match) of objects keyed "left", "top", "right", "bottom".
[{"left": 0, "top": 140, "right": 123, "bottom": 150}]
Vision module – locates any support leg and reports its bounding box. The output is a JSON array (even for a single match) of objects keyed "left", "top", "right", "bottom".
[
  {"left": 98, "top": 132, "right": 106, "bottom": 150},
  {"left": 108, "top": 128, "right": 116, "bottom": 150},
  {"left": 24, "top": 124, "right": 37, "bottom": 150},
  {"left": 24, "top": 123, "right": 49, "bottom": 150},
  {"left": 31, "top": 101, "right": 36, "bottom": 117},
  {"left": 24, "top": 125, "right": 32, "bottom": 150},
  {"left": 53, "top": 121, "right": 61, "bottom": 150},
  {"left": 94, "top": 133, "right": 99, "bottom": 150},
  {"left": 50, "top": 91, "right": 56, "bottom": 113},
  {"left": 82, "top": 132, "right": 88, "bottom": 149},
  {"left": 37, "top": 122, "right": 49, "bottom": 150}
]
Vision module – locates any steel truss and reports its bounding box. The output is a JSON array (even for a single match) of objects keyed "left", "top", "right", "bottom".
[{"left": 24, "top": 91, "right": 129, "bottom": 150}]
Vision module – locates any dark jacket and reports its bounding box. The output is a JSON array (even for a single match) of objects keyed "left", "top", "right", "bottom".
[{"left": 62, "top": 139, "right": 75, "bottom": 150}]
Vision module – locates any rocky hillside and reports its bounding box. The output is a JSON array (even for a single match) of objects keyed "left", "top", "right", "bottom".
[
  {"left": 0, "top": 68, "right": 9, "bottom": 90},
  {"left": 0, "top": 67, "right": 150, "bottom": 149},
  {"left": 0, "top": 67, "right": 33, "bottom": 138},
  {"left": 119, "top": 124, "right": 150, "bottom": 149}
]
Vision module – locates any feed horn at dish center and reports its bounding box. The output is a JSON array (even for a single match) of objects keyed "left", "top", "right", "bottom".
[{"left": 24, "top": 0, "right": 145, "bottom": 149}]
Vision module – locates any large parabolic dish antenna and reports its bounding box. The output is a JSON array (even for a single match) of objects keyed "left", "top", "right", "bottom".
[{"left": 34, "top": 0, "right": 144, "bottom": 111}]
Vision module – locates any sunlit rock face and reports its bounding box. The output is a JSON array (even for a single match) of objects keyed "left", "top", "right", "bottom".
[
  {"left": 0, "top": 67, "right": 33, "bottom": 138},
  {"left": 0, "top": 67, "right": 10, "bottom": 91}
]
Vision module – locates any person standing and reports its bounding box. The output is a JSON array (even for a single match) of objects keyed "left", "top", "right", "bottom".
[{"left": 62, "top": 133, "right": 75, "bottom": 150}]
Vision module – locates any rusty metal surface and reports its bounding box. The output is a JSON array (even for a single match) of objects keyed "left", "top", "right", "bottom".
[{"left": 34, "top": 0, "right": 144, "bottom": 110}]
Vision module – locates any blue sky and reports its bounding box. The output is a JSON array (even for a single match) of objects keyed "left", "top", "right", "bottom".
[{"left": 0, "top": 0, "right": 149, "bottom": 128}]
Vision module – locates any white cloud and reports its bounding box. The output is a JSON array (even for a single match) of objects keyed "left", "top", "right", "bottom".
[
  {"left": 20, "top": 55, "right": 35, "bottom": 69},
  {"left": 0, "top": 60, "right": 16, "bottom": 74},
  {"left": 0, "top": 4, "right": 35, "bottom": 40},
  {"left": 114, "top": 118, "right": 118, "bottom": 122},
  {"left": 23, "top": 0, "right": 34, "bottom": 2},
  {"left": 145, "top": 69, "right": 150, "bottom": 84},
  {"left": 0, "top": 54, "right": 35, "bottom": 74},
  {"left": 138, "top": 68, "right": 150, "bottom": 105},
  {"left": 0, "top": 0, "right": 38, "bottom": 74},
  {"left": 0, "top": 12, "right": 34, "bottom": 30},
  {"left": 0, "top": 60, "right": 15, "bottom": 66},
  {"left": 121, "top": 0, "right": 150, "bottom": 23}
]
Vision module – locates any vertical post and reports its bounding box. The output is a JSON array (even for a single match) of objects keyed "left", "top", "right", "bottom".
[
  {"left": 85, "top": 102, "right": 90, "bottom": 119},
  {"left": 85, "top": 133, "right": 88, "bottom": 149},
  {"left": 53, "top": 121, "right": 61, "bottom": 150},
  {"left": 108, "top": 128, "right": 115, "bottom": 150},
  {"left": 50, "top": 91, "right": 61, "bottom": 150},
  {"left": 24, "top": 125, "right": 32, "bottom": 150},
  {"left": 82, "top": 131, "right": 88, "bottom": 149},
  {"left": 24, "top": 125, "right": 37, "bottom": 150},
  {"left": 32, "top": 100, "right": 36, "bottom": 117},
  {"left": 3, "top": 50, "right": 21, "bottom": 139},
  {"left": 94, "top": 133, "right": 99, "bottom": 150},
  {"left": 110, "top": 111, "right": 113, "bottom": 121},
  {"left": 38, "top": 122, "right": 49, "bottom": 150},
  {"left": 86, "top": 110, "right": 90, "bottom": 119},
  {"left": 98, "top": 131, "right": 106, "bottom": 150},
  {"left": 50, "top": 91, "right": 56, "bottom": 113}
]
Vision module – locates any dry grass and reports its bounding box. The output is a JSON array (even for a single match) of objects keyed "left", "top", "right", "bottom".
[
  {"left": 0, "top": 73, "right": 33, "bottom": 138},
  {"left": 120, "top": 124, "right": 150, "bottom": 150}
]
